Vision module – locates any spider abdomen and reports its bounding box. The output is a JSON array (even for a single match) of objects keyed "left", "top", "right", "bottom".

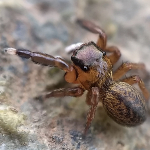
[{"left": 103, "top": 82, "right": 147, "bottom": 126}]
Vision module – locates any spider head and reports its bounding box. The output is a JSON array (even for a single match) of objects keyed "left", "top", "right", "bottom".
[{"left": 71, "top": 42, "right": 106, "bottom": 72}]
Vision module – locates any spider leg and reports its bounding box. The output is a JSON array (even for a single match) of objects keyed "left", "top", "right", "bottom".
[
  {"left": 5, "top": 48, "right": 71, "bottom": 71},
  {"left": 76, "top": 19, "right": 121, "bottom": 64},
  {"left": 43, "top": 87, "right": 84, "bottom": 99},
  {"left": 76, "top": 19, "right": 107, "bottom": 49},
  {"left": 104, "top": 46, "right": 121, "bottom": 65},
  {"left": 5, "top": 48, "right": 77, "bottom": 83},
  {"left": 122, "top": 75, "right": 149, "bottom": 100},
  {"left": 113, "top": 62, "right": 145, "bottom": 81},
  {"left": 84, "top": 87, "right": 99, "bottom": 135},
  {"left": 65, "top": 43, "right": 84, "bottom": 54},
  {"left": 36, "top": 87, "right": 84, "bottom": 102}
]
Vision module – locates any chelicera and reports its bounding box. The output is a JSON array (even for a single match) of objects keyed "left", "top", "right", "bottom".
[{"left": 5, "top": 19, "right": 149, "bottom": 135}]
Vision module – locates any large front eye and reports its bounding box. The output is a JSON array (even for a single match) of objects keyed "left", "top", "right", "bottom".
[
  {"left": 82, "top": 65, "right": 89, "bottom": 71},
  {"left": 103, "top": 51, "right": 106, "bottom": 56},
  {"left": 71, "top": 56, "right": 90, "bottom": 72},
  {"left": 79, "top": 64, "right": 89, "bottom": 72}
]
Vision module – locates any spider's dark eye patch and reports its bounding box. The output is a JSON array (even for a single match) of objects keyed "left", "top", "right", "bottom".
[{"left": 71, "top": 56, "right": 90, "bottom": 72}]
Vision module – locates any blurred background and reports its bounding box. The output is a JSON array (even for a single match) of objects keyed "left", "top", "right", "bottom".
[{"left": 0, "top": 0, "right": 150, "bottom": 150}]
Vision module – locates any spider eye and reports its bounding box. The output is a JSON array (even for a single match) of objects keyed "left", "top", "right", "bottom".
[
  {"left": 82, "top": 66, "right": 89, "bottom": 71},
  {"left": 103, "top": 51, "right": 106, "bottom": 56}
]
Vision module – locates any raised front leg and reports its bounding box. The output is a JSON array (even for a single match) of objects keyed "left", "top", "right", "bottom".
[
  {"left": 5, "top": 48, "right": 71, "bottom": 71},
  {"left": 84, "top": 87, "right": 99, "bottom": 135},
  {"left": 5, "top": 48, "right": 77, "bottom": 83},
  {"left": 77, "top": 19, "right": 107, "bottom": 49}
]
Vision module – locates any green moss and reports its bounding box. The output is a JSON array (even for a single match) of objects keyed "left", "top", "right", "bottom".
[
  {"left": 0, "top": 105, "right": 29, "bottom": 145},
  {"left": 0, "top": 106, "right": 26, "bottom": 134}
]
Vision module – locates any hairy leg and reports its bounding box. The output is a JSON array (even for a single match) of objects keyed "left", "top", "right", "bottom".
[
  {"left": 113, "top": 62, "right": 145, "bottom": 81},
  {"left": 76, "top": 19, "right": 121, "bottom": 65},
  {"left": 5, "top": 48, "right": 77, "bottom": 83},
  {"left": 5, "top": 48, "right": 71, "bottom": 71},
  {"left": 122, "top": 75, "right": 149, "bottom": 100},
  {"left": 76, "top": 19, "right": 107, "bottom": 49},
  {"left": 38, "top": 87, "right": 85, "bottom": 100},
  {"left": 84, "top": 87, "right": 99, "bottom": 135},
  {"left": 104, "top": 46, "right": 121, "bottom": 65}
]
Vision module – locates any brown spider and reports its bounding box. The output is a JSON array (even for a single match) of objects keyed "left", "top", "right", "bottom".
[{"left": 5, "top": 19, "right": 149, "bottom": 135}]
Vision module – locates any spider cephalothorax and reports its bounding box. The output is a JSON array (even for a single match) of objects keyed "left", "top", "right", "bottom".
[
  {"left": 71, "top": 42, "right": 106, "bottom": 71},
  {"left": 71, "top": 41, "right": 111, "bottom": 88},
  {"left": 6, "top": 19, "right": 149, "bottom": 135}
]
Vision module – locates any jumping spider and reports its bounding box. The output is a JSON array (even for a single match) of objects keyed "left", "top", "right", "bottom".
[{"left": 5, "top": 19, "right": 149, "bottom": 135}]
